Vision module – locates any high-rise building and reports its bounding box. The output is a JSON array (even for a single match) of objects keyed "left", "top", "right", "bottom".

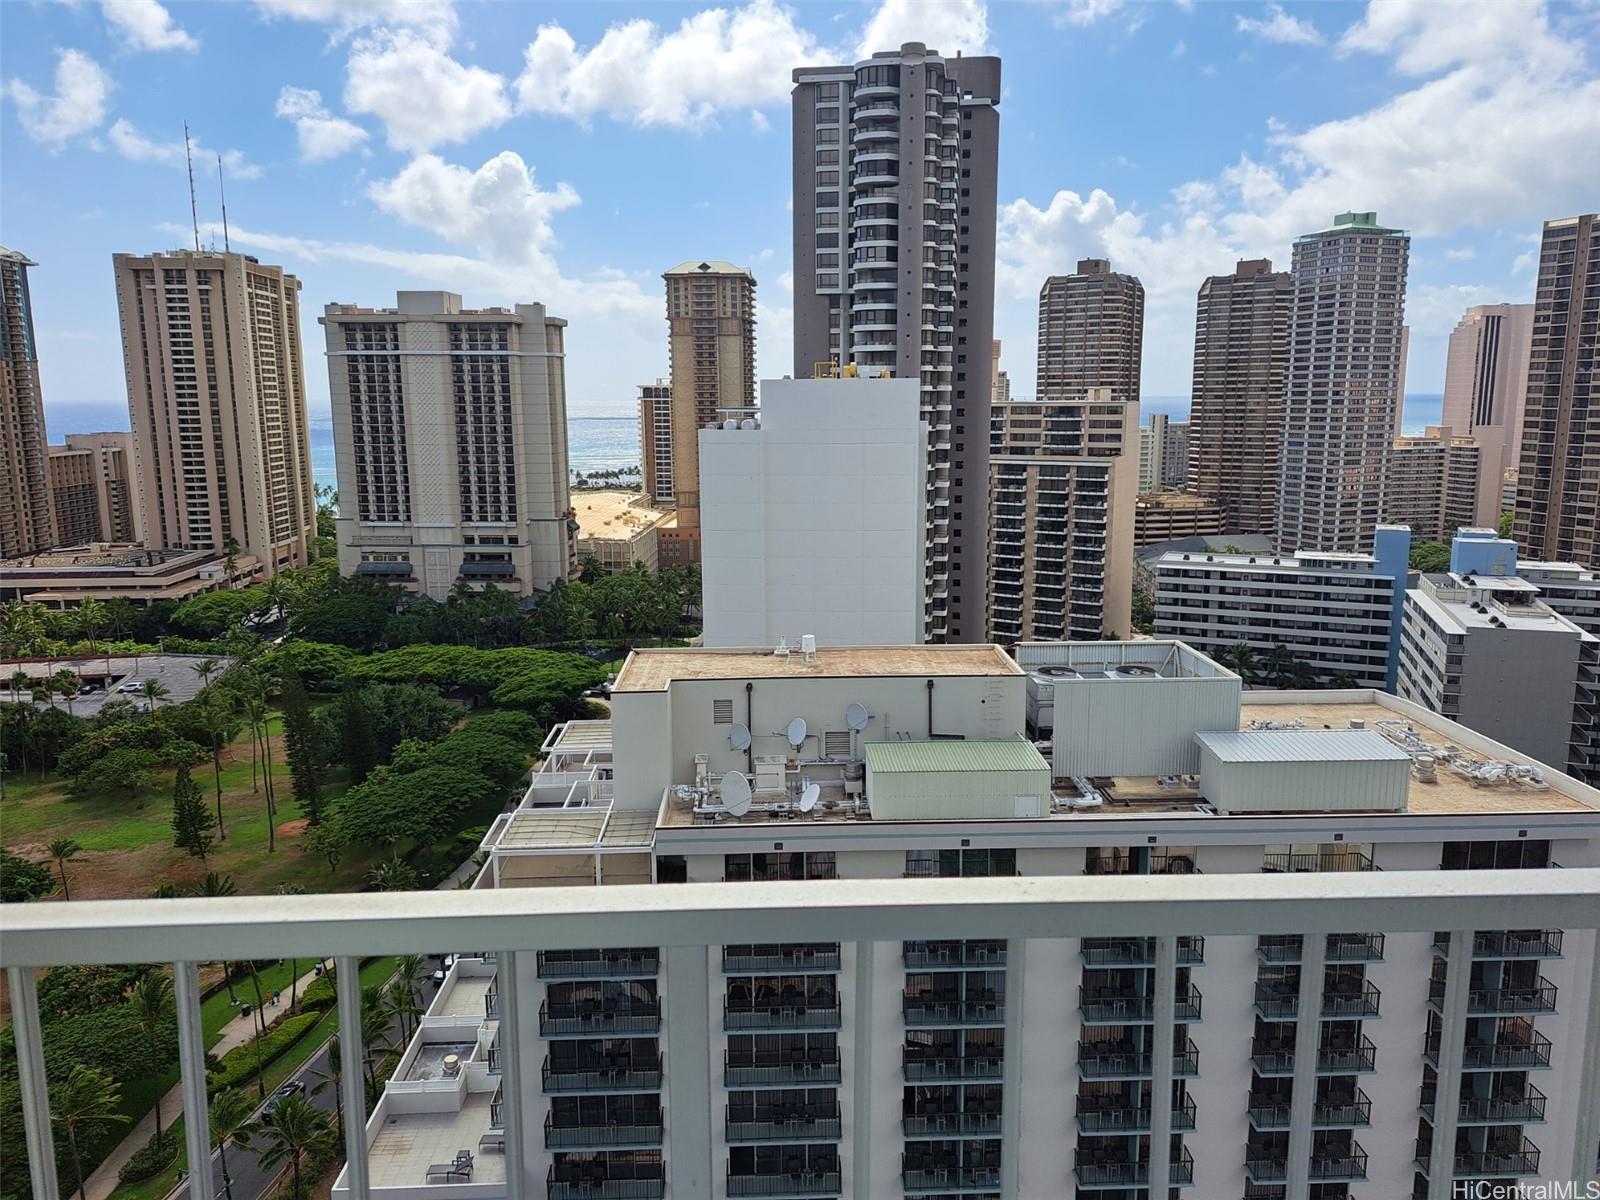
[
  {"left": 638, "top": 379, "right": 673, "bottom": 505},
  {"left": 988, "top": 389, "right": 1138, "bottom": 642},
  {"left": 0, "top": 247, "right": 54, "bottom": 558},
  {"left": 1385, "top": 425, "right": 1503, "bottom": 542},
  {"left": 1514, "top": 213, "right": 1600, "bottom": 564},
  {"left": 661, "top": 261, "right": 756, "bottom": 567},
  {"left": 1037, "top": 259, "right": 1144, "bottom": 404},
  {"left": 320, "top": 291, "right": 575, "bottom": 600},
  {"left": 700, "top": 377, "right": 925, "bottom": 648},
  {"left": 1187, "top": 259, "right": 1292, "bottom": 534},
  {"left": 792, "top": 42, "right": 1002, "bottom": 644},
  {"left": 114, "top": 250, "right": 314, "bottom": 576},
  {"left": 991, "top": 339, "right": 1010, "bottom": 405},
  {"left": 1441, "top": 303, "right": 1534, "bottom": 471},
  {"left": 1275, "top": 213, "right": 1410, "bottom": 555},
  {"left": 46, "top": 432, "right": 139, "bottom": 546},
  {"left": 1138, "top": 413, "right": 1188, "bottom": 492}
]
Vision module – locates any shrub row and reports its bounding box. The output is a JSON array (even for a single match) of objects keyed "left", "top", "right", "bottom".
[
  {"left": 117, "top": 1132, "right": 179, "bottom": 1184},
  {"left": 207, "top": 1011, "right": 322, "bottom": 1093}
]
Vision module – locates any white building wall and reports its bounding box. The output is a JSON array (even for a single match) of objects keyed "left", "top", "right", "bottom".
[{"left": 699, "top": 378, "right": 926, "bottom": 648}]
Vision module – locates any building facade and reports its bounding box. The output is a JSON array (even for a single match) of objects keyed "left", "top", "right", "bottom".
[
  {"left": 1138, "top": 413, "right": 1188, "bottom": 493},
  {"left": 991, "top": 340, "right": 1010, "bottom": 406},
  {"left": 1276, "top": 214, "right": 1411, "bottom": 555},
  {"left": 639, "top": 380, "right": 674, "bottom": 505},
  {"left": 1036, "top": 259, "right": 1144, "bottom": 405},
  {"left": 1133, "top": 492, "right": 1224, "bottom": 547},
  {"left": 1514, "top": 213, "right": 1600, "bottom": 565},
  {"left": 1153, "top": 525, "right": 1411, "bottom": 690},
  {"left": 1441, "top": 303, "right": 1534, "bottom": 472},
  {"left": 114, "top": 250, "right": 315, "bottom": 577},
  {"left": 45, "top": 432, "right": 139, "bottom": 547},
  {"left": 0, "top": 544, "right": 260, "bottom": 608},
  {"left": 0, "top": 247, "right": 54, "bottom": 558},
  {"left": 573, "top": 490, "right": 675, "bottom": 576},
  {"left": 1187, "top": 259, "right": 1292, "bottom": 536},
  {"left": 1399, "top": 529, "right": 1600, "bottom": 784},
  {"left": 663, "top": 262, "right": 757, "bottom": 565},
  {"left": 792, "top": 42, "right": 1002, "bottom": 644},
  {"left": 988, "top": 389, "right": 1138, "bottom": 643},
  {"left": 1385, "top": 426, "right": 1503, "bottom": 543},
  {"left": 699, "top": 377, "right": 925, "bottom": 648},
  {"left": 321, "top": 291, "right": 575, "bottom": 601}
]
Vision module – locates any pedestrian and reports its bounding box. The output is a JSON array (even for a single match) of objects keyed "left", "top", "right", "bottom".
[{"left": 273, "top": 990, "right": 281, "bottom": 1006}]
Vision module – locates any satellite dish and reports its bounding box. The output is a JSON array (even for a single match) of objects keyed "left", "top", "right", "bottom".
[
  {"left": 786, "top": 717, "right": 808, "bottom": 749},
  {"left": 798, "top": 783, "right": 821, "bottom": 813},
  {"left": 729, "top": 722, "right": 752, "bottom": 751},
  {"left": 845, "top": 702, "right": 869, "bottom": 731},
  {"left": 719, "top": 771, "right": 752, "bottom": 817}
]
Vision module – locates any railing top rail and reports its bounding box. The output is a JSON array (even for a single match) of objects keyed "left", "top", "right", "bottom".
[{"left": 4, "top": 870, "right": 1599, "bottom": 968}]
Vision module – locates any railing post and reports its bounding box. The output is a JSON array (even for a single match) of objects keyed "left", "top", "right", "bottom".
[
  {"left": 496, "top": 951, "right": 525, "bottom": 1199},
  {"left": 5, "top": 966, "right": 59, "bottom": 1200},
  {"left": 335, "top": 956, "right": 370, "bottom": 1200},
  {"left": 174, "top": 961, "right": 215, "bottom": 1200}
]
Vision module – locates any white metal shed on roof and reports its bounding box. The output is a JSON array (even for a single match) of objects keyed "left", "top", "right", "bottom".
[{"left": 1195, "top": 729, "right": 1411, "bottom": 814}]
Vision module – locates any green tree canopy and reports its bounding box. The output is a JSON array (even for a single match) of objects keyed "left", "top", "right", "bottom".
[
  {"left": 338, "top": 765, "right": 498, "bottom": 847},
  {"left": 169, "top": 587, "right": 268, "bottom": 638},
  {"left": 68, "top": 748, "right": 161, "bottom": 801}
]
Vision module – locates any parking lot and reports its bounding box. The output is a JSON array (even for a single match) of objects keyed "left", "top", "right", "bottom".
[{"left": 4, "top": 652, "right": 234, "bottom": 716}]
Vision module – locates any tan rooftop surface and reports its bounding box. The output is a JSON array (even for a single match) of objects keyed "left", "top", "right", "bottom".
[
  {"left": 616, "top": 644, "right": 1021, "bottom": 692},
  {"left": 366, "top": 1092, "right": 503, "bottom": 1188},
  {"left": 499, "top": 808, "right": 657, "bottom": 850},
  {"left": 1240, "top": 700, "right": 1593, "bottom": 815},
  {"left": 550, "top": 720, "right": 613, "bottom": 752},
  {"left": 572, "top": 489, "right": 669, "bottom": 539}
]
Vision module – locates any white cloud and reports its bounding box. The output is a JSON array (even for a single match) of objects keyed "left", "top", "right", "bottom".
[
  {"left": 274, "top": 86, "right": 368, "bottom": 161},
  {"left": 251, "top": 0, "right": 457, "bottom": 45},
  {"left": 1444, "top": 246, "right": 1477, "bottom": 261},
  {"left": 1235, "top": 3, "right": 1323, "bottom": 46},
  {"left": 857, "top": 0, "right": 988, "bottom": 56},
  {"left": 102, "top": 0, "right": 198, "bottom": 52},
  {"left": 516, "top": 1, "right": 825, "bottom": 129},
  {"left": 1339, "top": 0, "right": 1578, "bottom": 76},
  {"left": 4, "top": 48, "right": 111, "bottom": 148},
  {"left": 345, "top": 30, "right": 509, "bottom": 151},
  {"left": 107, "top": 118, "right": 262, "bottom": 179}
]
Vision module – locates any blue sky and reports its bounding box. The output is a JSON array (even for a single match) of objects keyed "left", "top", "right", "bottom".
[{"left": 4, "top": 0, "right": 1598, "bottom": 436}]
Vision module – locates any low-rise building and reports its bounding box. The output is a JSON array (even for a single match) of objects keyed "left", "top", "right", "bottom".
[
  {"left": 572, "top": 490, "right": 675, "bottom": 575},
  {"left": 1134, "top": 492, "right": 1224, "bottom": 547},
  {"left": 1152, "top": 526, "right": 1411, "bottom": 689},
  {"left": 0, "top": 543, "right": 260, "bottom": 608}
]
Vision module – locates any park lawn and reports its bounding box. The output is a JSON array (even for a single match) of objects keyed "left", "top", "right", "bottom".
[{"left": 107, "top": 957, "right": 404, "bottom": 1200}]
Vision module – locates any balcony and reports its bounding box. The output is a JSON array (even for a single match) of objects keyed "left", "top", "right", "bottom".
[
  {"left": 724, "top": 997, "right": 842, "bottom": 1032},
  {"left": 1254, "top": 983, "right": 1299, "bottom": 1020},
  {"left": 1248, "top": 1091, "right": 1371, "bottom": 1130},
  {"left": 1309, "top": 1146, "right": 1367, "bottom": 1181},
  {"left": 543, "top": 1111, "right": 663, "bottom": 1150},
  {"left": 902, "top": 994, "right": 1005, "bottom": 1027},
  {"left": 1325, "top": 933, "right": 1385, "bottom": 963},
  {"left": 900, "top": 1164, "right": 1000, "bottom": 1193},
  {"left": 1080, "top": 983, "right": 1200, "bottom": 1023},
  {"left": 902, "top": 1052, "right": 1004, "bottom": 1082},
  {"left": 1421, "top": 1085, "right": 1547, "bottom": 1125},
  {"left": 1257, "top": 935, "right": 1303, "bottom": 964},
  {"left": 1076, "top": 1094, "right": 1196, "bottom": 1133},
  {"left": 1074, "top": 1148, "right": 1193, "bottom": 1188},
  {"left": 537, "top": 950, "right": 660, "bottom": 979},
  {"left": 1429, "top": 978, "right": 1558, "bottom": 1015},
  {"left": 903, "top": 941, "right": 1007, "bottom": 968},
  {"left": 1245, "top": 1157, "right": 1288, "bottom": 1184},
  {"left": 546, "top": 1170, "right": 664, "bottom": 1200},
  {"left": 1322, "top": 982, "right": 1381, "bottom": 1019},
  {"left": 724, "top": 1050, "right": 842, "bottom": 1088},
  {"left": 542, "top": 1058, "right": 663, "bottom": 1094},
  {"left": 1262, "top": 850, "right": 1375, "bottom": 873},
  {"left": 1433, "top": 930, "right": 1564, "bottom": 959},
  {"left": 726, "top": 1104, "right": 843, "bottom": 1143},
  {"left": 901, "top": 1111, "right": 1002, "bottom": 1137},
  {"left": 539, "top": 999, "right": 661, "bottom": 1037},
  {"left": 726, "top": 1171, "right": 842, "bottom": 1197},
  {"left": 1430, "top": 1033, "right": 1554, "bottom": 1071},
  {"left": 1448, "top": 1141, "right": 1542, "bottom": 1178},
  {"left": 1250, "top": 1035, "right": 1377, "bottom": 1076},
  {"left": 723, "top": 945, "right": 842, "bottom": 973},
  {"left": 1077, "top": 1039, "right": 1199, "bottom": 1079}
]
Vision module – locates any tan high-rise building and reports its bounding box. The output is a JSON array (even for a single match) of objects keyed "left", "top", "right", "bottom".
[
  {"left": 321, "top": 292, "right": 575, "bottom": 601},
  {"left": 661, "top": 261, "right": 756, "bottom": 565},
  {"left": 1186, "top": 258, "right": 1292, "bottom": 534},
  {"left": 1036, "top": 259, "right": 1144, "bottom": 403},
  {"left": 1515, "top": 213, "right": 1600, "bottom": 564},
  {"left": 114, "top": 250, "right": 314, "bottom": 576},
  {"left": 1, "top": 248, "right": 55, "bottom": 558},
  {"left": 1386, "top": 425, "right": 1503, "bottom": 542},
  {"left": 47, "top": 432, "right": 139, "bottom": 546},
  {"left": 988, "top": 389, "right": 1138, "bottom": 642},
  {"left": 638, "top": 379, "right": 673, "bottom": 505},
  {"left": 1442, "top": 303, "right": 1534, "bottom": 470}
]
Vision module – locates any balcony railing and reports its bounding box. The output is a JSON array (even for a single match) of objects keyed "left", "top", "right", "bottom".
[
  {"left": 547, "top": 1171, "right": 664, "bottom": 1200},
  {"left": 1429, "top": 978, "right": 1558, "bottom": 1014},
  {"left": 726, "top": 1107, "right": 843, "bottom": 1143},
  {"left": 1077, "top": 1039, "right": 1199, "bottom": 1079},
  {"left": 1448, "top": 1144, "right": 1541, "bottom": 1177},
  {"left": 1432, "top": 930, "right": 1564, "bottom": 959},
  {"left": 901, "top": 1111, "right": 1002, "bottom": 1137},
  {"left": 1254, "top": 985, "right": 1298, "bottom": 1020},
  {"left": 903, "top": 941, "right": 1007, "bottom": 968},
  {"left": 1420, "top": 1085, "right": 1547, "bottom": 1125},
  {"left": 1256, "top": 935, "right": 1303, "bottom": 963},
  {"left": 1248, "top": 1091, "right": 1370, "bottom": 1129},
  {"left": 724, "top": 1051, "right": 842, "bottom": 1088},
  {"left": 724, "top": 998, "right": 842, "bottom": 1031},
  {"left": 1251, "top": 1035, "right": 1377, "bottom": 1076},
  {"left": 542, "top": 1058, "right": 663, "bottom": 1093},
  {"left": 1076, "top": 1095, "right": 1196, "bottom": 1133},
  {"left": 1309, "top": 1146, "right": 1367, "bottom": 1181},
  {"left": 1080, "top": 983, "right": 1200, "bottom": 1023},
  {"left": 1245, "top": 1158, "right": 1288, "bottom": 1183},
  {"left": 1325, "top": 932, "right": 1385, "bottom": 963},
  {"left": 723, "top": 945, "right": 841, "bottom": 973},
  {"left": 1429, "top": 1032, "right": 1554, "bottom": 1071},
  {"left": 901, "top": 995, "right": 1005, "bottom": 1026},
  {"left": 902, "top": 1053, "right": 1004, "bottom": 1081},
  {"left": 726, "top": 1171, "right": 842, "bottom": 1197},
  {"left": 539, "top": 999, "right": 662, "bottom": 1036},
  {"left": 1073, "top": 1148, "right": 1193, "bottom": 1188},
  {"left": 536, "top": 950, "right": 659, "bottom": 979},
  {"left": 900, "top": 1165, "right": 1000, "bottom": 1191},
  {"left": 543, "top": 1112, "right": 663, "bottom": 1149},
  {"left": 1262, "top": 850, "right": 1375, "bottom": 873},
  {"left": 1322, "top": 982, "right": 1381, "bottom": 1019}
]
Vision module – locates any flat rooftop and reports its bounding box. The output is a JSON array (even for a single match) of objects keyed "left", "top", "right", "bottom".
[
  {"left": 365, "top": 1092, "right": 504, "bottom": 1190},
  {"left": 615, "top": 645, "right": 1021, "bottom": 692},
  {"left": 573, "top": 490, "right": 670, "bottom": 540},
  {"left": 497, "top": 806, "right": 657, "bottom": 853}
]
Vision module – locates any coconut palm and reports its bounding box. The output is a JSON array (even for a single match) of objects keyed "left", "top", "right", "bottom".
[
  {"left": 1261, "top": 643, "right": 1300, "bottom": 690},
  {"left": 243, "top": 693, "right": 278, "bottom": 836},
  {"left": 46, "top": 837, "right": 84, "bottom": 900},
  {"left": 9, "top": 668, "right": 30, "bottom": 702},
  {"left": 140, "top": 678, "right": 172, "bottom": 710},
  {"left": 309, "top": 1020, "right": 347, "bottom": 1140},
  {"left": 52, "top": 1064, "right": 130, "bottom": 1200},
  {"left": 241, "top": 1092, "right": 335, "bottom": 1200},
  {"left": 130, "top": 971, "right": 175, "bottom": 1147},
  {"left": 197, "top": 688, "right": 233, "bottom": 842},
  {"left": 359, "top": 984, "right": 398, "bottom": 1100},
  {"left": 391, "top": 955, "right": 429, "bottom": 1040},
  {"left": 277, "top": 882, "right": 306, "bottom": 1006},
  {"left": 209, "top": 1088, "right": 256, "bottom": 1200},
  {"left": 51, "top": 669, "right": 79, "bottom": 715},
  {"left": 0, "top": 600, "right": 46, "bottom": 660}
]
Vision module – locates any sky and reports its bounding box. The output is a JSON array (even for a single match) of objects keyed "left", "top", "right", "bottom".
[{"left": 4, "top": 0, "right": 1598, "bottom": 437}]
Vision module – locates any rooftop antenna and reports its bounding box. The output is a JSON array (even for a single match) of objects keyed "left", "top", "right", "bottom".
[
  {"left": 183, "top": 122, "right": 200, "bottom": 252},
  {"left": 216, "top": 154, "right": 231, "bottom": 253}
]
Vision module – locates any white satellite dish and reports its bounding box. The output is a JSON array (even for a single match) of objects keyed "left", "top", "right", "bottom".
[
  {"left": 719, "top": 771, "right": 752, "bottom": 817},
  {"left": 729, "top": 722, "right": 752, "bottom": 751},
  {"left": 845, "top": 702, "right": 869, "bottom": 732},
  {"left": 798, "top": 782, "right": 821, "bottom": 813},
  {"left": 786, "top": 717, "right": 808, "bottom": 749}
]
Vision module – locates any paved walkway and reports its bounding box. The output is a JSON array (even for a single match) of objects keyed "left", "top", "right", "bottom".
[{"left": 81, "top": 963, "right": 325, "bottom": 1200}]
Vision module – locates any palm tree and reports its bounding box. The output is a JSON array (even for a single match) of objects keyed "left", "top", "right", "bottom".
[
  {"left": 51, "top": 669, "right": 79, "bottom": 716},
  {"left": 141, "top": 678, "right": 172, "bottom": 710},
  {"left": 9, "top": 668, "right": 30, "bottom": 702},
  {"left": 1218, "top": 642, "right": 1260, "bottom": 686},
  {"left": 76, "top": 597, "right": 109, "bottom": 674},
  {"left": 244, "top": 693, "right": 278, "bottom": 832},
  {"left": 359, "top": 984, "right": 397, "bottom": 1101},
  {"left": 1262, "top": 643, "right": 1299, "bottom": 690},
  {"left": 198, "top": 688, "right": 232, "bottom": 842},
  {"left": 194, "top": 872, "right": 240, "bottom": 1002},
  {"left": 222, "top": 536, "right": 241, "bottom": 585},
  {"left": 209, "top": 1088, "right": 255, "bottom": 1200},
  {"left": 309, "top": 1039, "right": 346, "bottom": 1142},
  {"left": 193, "top": 657, "right": 221, "bottom": 688},
  {"left": 277, "top": 883, "right": 305, "bottom": 1007},
  {"left": 46, "top": 837, "right": 84, "bottom": 900},
  {"left": 391, "top": 955, "right": 429, "bottom": 1040},
  {"left": 130, "top": 971, "right": 175, "bottom": 1147},
  {"left": 0, "top": 600, "right": 46, "bottom": 660},
  {"left": 52, "top": 1065, "right": 130, "bottom": 1200},
  {"left": 241, "top": 1092, "right": 335, "bottom": 1200},
  {"left": 364, "top": 855, "right": 418, "bottom": 892}
]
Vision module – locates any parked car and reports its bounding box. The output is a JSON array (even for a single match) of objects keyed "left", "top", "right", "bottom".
[
  {"left": 117, "top": 680, "right": 145, "bottom": 693},
  {"left": 431, "top": 954, "right": 457, "bottom": 983},
  {"left": 261, "top": 1080, "right": 306, "bottom": 1119}
]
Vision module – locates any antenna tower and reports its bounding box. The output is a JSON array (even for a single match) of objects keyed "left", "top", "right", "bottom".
[
  {"left": 184, "top": 122, "right": 200, "bottom": 251},
  {"left": 217, "top": 154, "right": 231, "bottom": 252}
]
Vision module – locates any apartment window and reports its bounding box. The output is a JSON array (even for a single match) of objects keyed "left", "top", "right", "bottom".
[{"left": 906, "top": 849, "right": 1017, "bottom": 878}]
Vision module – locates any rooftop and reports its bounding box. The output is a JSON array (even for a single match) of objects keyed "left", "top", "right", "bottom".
[
  {"left": 1197, "top": 729, "right": 1411, "bottom": 764},
  {"left": 614, "top": 644, "right": 1020, "bottom": 692},
  {"left": 572, "top": 490, "right": 670, "bottom": 540},
  {"left": 663, "top": 260, "right": 754, "bottom": 277},
  {"left": 494, "top": 806, "right": 657, "bottom": 853},
  {"left": 865, "top": 739, "right": 1050, "bottom": 775},
  {"left": 365, "top": 1092, "right": 504, "bottom": 1190}
]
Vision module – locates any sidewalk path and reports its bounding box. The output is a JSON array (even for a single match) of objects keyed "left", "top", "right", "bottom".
[{"left": 81, "top": 963, "right": 326, "bottom": 1200}]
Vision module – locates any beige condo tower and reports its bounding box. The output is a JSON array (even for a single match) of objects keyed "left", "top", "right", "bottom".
[{"left": 0, "top": 248, "right": 55, "bottom": 557}]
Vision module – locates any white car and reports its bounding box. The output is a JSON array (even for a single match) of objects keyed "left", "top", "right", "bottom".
[{"left": 118, "top": 680, "right": 146, "bottom": 693}]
